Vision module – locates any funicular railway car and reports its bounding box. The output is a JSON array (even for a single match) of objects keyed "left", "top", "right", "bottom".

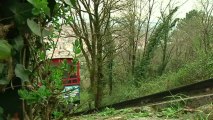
[{"left": 51, "top": 58, "right": 80, "bottom": 104}]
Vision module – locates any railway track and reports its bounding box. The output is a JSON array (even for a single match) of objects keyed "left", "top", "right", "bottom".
[{"left": 73, "top": 78, "right": 213, "bottom": 116}]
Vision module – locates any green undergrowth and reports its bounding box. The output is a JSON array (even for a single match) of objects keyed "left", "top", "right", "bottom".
[{"left": 101, "top": 54, "right": 213, "bottom": 106}]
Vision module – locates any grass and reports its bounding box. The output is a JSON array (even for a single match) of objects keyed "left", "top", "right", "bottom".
[
  {"left": 71, "top": 103, "right": 213, "bottom": 120},
  {"left": 71, "top": 95, "right": 213, "bottom": 119}
]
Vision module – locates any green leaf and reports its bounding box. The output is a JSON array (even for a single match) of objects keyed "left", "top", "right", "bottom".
[
  {"left": 64, "top": 0, "right": 76, "bottom": 7},
  {"left": 15, "top": 64, "right": 31, "bottom": 82},
  {"left": 32, "top": 8, "right": 41, "bottom": 16},
  {"left": 37, "top": 86, "right": 51, "bottom": 98},
  {"left": 27, "top": 0, "right": 50, "bottom": 16},
  {"left": 64, "top": 0, "right": 72, "bottom": 6},
  {"left": 9, "top": 2, "right": 33, "bottom": 24},
  {"left": 72, "top": 58, "right": 79, "bottom": 64},
  {"left": 27, "top": 0, "right": 36, "bottom": 6},
  {"left": 0, "top": 40, "right": 12, "bottom": 59},
  {"left": 14, "top": 36, "right": 24, "bottom": 51},
  {"left": 74, "top": 39, "right": 80, "bottom": 47},
  {"left": 73, "top": 39, "right": 81, "bottom": 54},
  {"left": 39, "top": 52, "right": 46, "bottom": 60},
  {"left": 27, "top": 19, "right": 51, "bottom": 37},
  {"left": 0, "top": 79, "right": 9, "bottom": 85},
  {"left": 70, "top": 0, "right": 76, "bottom": 7},
  {"left": 73, "top": 47, "right": 81, "bottom": 54}
]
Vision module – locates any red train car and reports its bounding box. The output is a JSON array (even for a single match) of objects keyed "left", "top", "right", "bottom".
[{"left": 51, "top": 58, "right": 80, "bottom": 104}]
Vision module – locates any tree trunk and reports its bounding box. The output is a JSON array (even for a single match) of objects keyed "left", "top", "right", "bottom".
[
  {"left": 95, "top": 36, "right": 103, "bottom": 108},
  {"left": 158, "top": 30, "right": 168, "bottom": 75},
  {"left": 108, "top": 59, "right": 113, "bottom": 95}
]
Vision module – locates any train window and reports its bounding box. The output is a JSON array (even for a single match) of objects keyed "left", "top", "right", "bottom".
[{"left": 72, "top": 79, "right": 77, "bottom": 83}]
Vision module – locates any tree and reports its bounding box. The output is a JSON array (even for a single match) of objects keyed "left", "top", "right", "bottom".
[
  {"left": 135, "top": 6, "right": 178, "bottom": 80},
  {"left": 169, "top": 10, "right": 203, "bottom": 66},
  {"left": 124, "top": 0, "right": 147, "bottom": 76},
  {"left": 157, "top": 7, "right": 179, "bottom": 75},
  {"left": 103, "top": 22, "right": 114, "bottom": 95},
  {"left": 112, "top": 0, "right": 155, "bottom": 83},
  {"left": 199, "top": 0, "right": 213, "bottom": 54},
  {"left": 170, "top": 8, "right": 213, "bottom": 69},
  {"left": 66, "top": 0, "right": 122, "bottom": 108},
  {"left": 143, "top": 0, "right": 155, "bottom": 57}
]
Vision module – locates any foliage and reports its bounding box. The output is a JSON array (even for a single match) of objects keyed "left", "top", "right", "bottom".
[
  {"left": 0, "top": 40, "right": 12, "bottom": 60},
  {"left": 134, "top": 7, "right": 179, "bottom": 83},
  {"left": 158, "top": 94, "right": 186, "bottom": 119},
  {"left": 99, "top": 107, "right": 116, "bottom": 116},
  {"left": 169, "top": 9, "right": 204, "bottom": 65},
  {"left": 1, "top": 0, "right": 78, "bottom": 119},
  {"left": 160, "top": 107, "right": 180, "bottom": 118},
  {"left": 27, "top": 19, "right": 51, "bottom": 36},
  {"left": 52, "top": 110, "right": 63, "bottom": 119},
  {"left": 0, "top": 1, "right": 30, "bottom": 86},
  {"left": 156, "top": 54, "right": 213, "bottom": 89},
  {"left": 19, "top": 86, "right": 51, "bottom": 104},
  {"left": 15, "top": 64, "right": 31, "bottom": 82},
  {"left": 27, "top": 0, "right": 50, "bottom": 16},
  {"left": 18, "top": 57, "right": 80, "bottom": 119}
]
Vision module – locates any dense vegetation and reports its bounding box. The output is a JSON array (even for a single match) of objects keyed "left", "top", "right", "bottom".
[{"left": 0, "top": 0, "right": 213, "bottom": 119}]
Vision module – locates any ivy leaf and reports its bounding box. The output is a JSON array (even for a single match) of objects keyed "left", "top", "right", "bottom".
[
  {"left": 27, "top": 19, "right": 51, "bottom": 37},
  {"left": 9, "top": 2, "right": 33, "bottom": 24},
  {"left": 15, "top": 64, "right": 31, "bottom": 82},
  {"left": 0, "top": 40, "right": 12, "bottom": 60}
]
